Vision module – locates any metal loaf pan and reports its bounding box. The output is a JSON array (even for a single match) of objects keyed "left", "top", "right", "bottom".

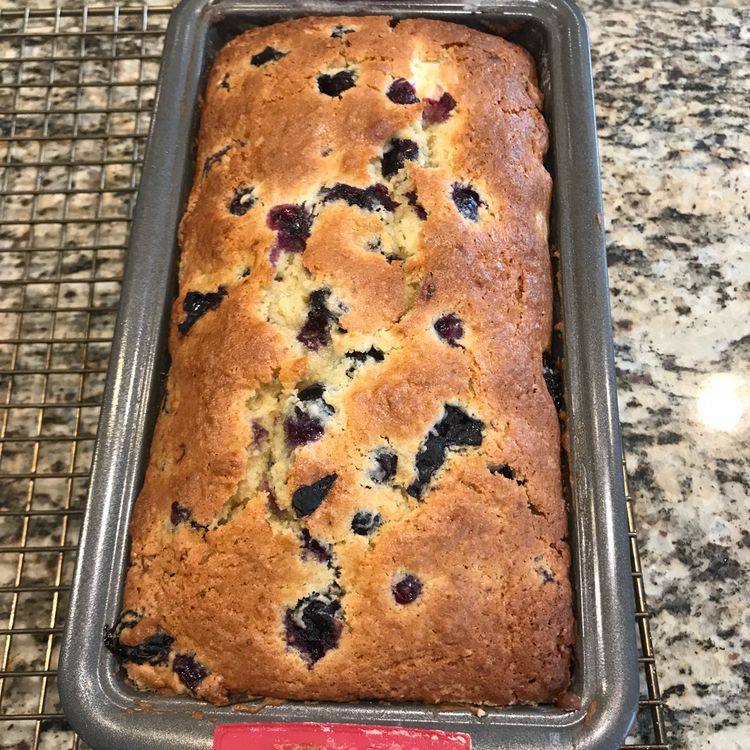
[{"left": 59, "top": 1, "right": 638, "bottom": 747}]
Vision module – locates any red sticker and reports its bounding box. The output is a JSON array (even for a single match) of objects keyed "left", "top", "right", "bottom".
[{"left": 213, "top": 722, "right": 471, "bottom": 750}]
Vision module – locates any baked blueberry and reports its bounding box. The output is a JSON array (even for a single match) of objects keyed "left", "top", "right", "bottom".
[
  {"left": 228, "top": 186, "right": 256, "bottom": 216},
  {"left": 423, "top": 92, "right": 456, "bottom": 125},
  {"left": 292, "top": 473, "right": 338, "bottom": 517},
  {"left": 297, "top": 288, "right": 338, "bottom": 351},
  {"left": 285, "top": 588, "right": 343, "bottom": 664},
  {"left": 405, "top": 190, "right": 427, "bottom": 220},
  {"left": 286, "top": 383, "right": 334, "bottom": 446},
  {"left": 170, "top": 501, "right": 191, "bottom": 525},
  {"left": 321, "top": 183, "right": 399, "bottom": 212},
  {"left": 219, "top": 73, "right": 230, "bottom": 90},
  {"left": 534, "top": 557, "right": 555, "bottom": 583},
  {"left": 371, "top": 449, "right": 398, "bottom": 483},
  {"left": 104, "top": 611, "right": 174, "bottom": 665},
  {"left": 318, "top": 70, "right": 356, "bottom": 97},
  {"left": 250, "top": 46, "right": 287, "bottom": 67},
  {"left": 451, "top": 183, "right": 484, "bottom": 221},
  {"left": 345, "top": 346, "right": 384, "bottom": 375},
  {"left": 178, "top": 287, "right": 227, "bottom": 335},
  {"left": 434, "top": 313, "right": 464, "bottom": 347},
  {"left": 298, "top": 383, "right": 326, "bottom": 402},
  {"left": 542, "top": 351, "right": 564, "bottom": 410},
  {"left": 488, "top": 463, "right": 526, "bottom": 486},
  {"left": 170, "top": 501, "right": 208, "bottom": 533},
  {"left": 387, "top": 78, "right": 419, "bottom": 104},
  {"left": 284, "top": 407, "right": 324, "bottom": 448},
  {"left": 437, "top": 404, "right": 484, "bottom": 446},
  {"left": 351, "top": 510, "right": 383, "bottom": 536},
  {"left": 202, "top": 145, "right": 231, "bottom": 177},
  {"left": 251, "top": 420, "right": 268, "bottom": 445},
  {"left": 381, "top": 138, "right": 418, "bottom": 179},
  {"left": 240, "top": 266, "right": 251, "bottom": 278},
  {"left": 393, "top": 574, "right": 422, "bottom": 604},
  {"left": 407, "top": 434, "right": 446, "bottom": 498},
  {"left": 331, "top": 25, "right": 355, "bottom": 38},
  {"left": 173, "top": 653, "right": 209, "bottom": 693},
  {"left": 407, "top": 405, "right": 484, "bottom": 497},
  {"left": 267, "top": 203, "right": 312, "bottom": 257},
  {"left": 301, "top": 528, "right": 332, "bottom": 563}
]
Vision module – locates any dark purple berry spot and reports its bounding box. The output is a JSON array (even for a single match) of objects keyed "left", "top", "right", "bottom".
[
  {"left": 267, "top": 203, "right": 313, "bottom": 259},
  {"left": 534, "top": 557, "right": 555, "bottom": 583},
  {"left": 371, "top": 450, "right": 398, "bottom": 484},
  {"left": 393, "top": 574, "right": 422, "bottom": 604},
  {"left": 434, "top": 313, "right": 464, "bottom": 347},
  {"left": 173, "top": 653, "right": 209, "bottom": 693},
  {"left": 407, "top": 405, "right": 483, "bottom": 498},
  {"left": 387, "top": 78, "right": 419, "bottom": 105},
  {"left": 285, "top": 407, "right": 324, "bottom": 448},
  {"left": 321, "top": 147, "right": 333, "bottom": 157},
  {"left": 488, "top": 463, "right": 526, "bottom": 486},
  {"left": 407, "top": 435, "right": 446, "bottom": 499},
  {"left": 322, "top": 183, "right": 399, "bottom": 212},
  {"left": 287, "top": 383, "right": 334, "bottom": 446},
  {"left": 252, "top": 420, "right": 268, "bottom": 445},
  {"left": 542, "top": 352, "right": 564, "bottom": 410},
  {"left": 345, "top": 346, "right": 384, "bottom": 376},
  {"left": 251, "top": 46, "right": 287, "bottom": 67},
  {"left": 422, "top": 92, "right": 457, "bottom": 125},
  {"left": 298, "top": 383, "right": 326, "bottom": 402},
  {"left": 388, "top": 18, "right": 400, "bottom": 28},
  {"left": 451, "top": 183, "right": 484, "bottom": 222},
  {"left": 381, "top": 138, "right": 418, "bottom": 179},
  {"left": 219, "top": 73, "right": 230, "bottom": 90},
  {"left": 285, "top": 588, "right": 343, "bottom": 664},
  {"left": 297, "top": 288, "right": 339, "bottom": 351},
  {"left": 228, "top": 186, "right": 256, "bottom": 216},
  {"left": 178, "top": 287, "right": 227, "bottom": 335},
  {"left": 292, "top": 473, "right": 338, "bottom": 517},
  {"left": 318, "top": 70, "right": 356, "bottom": 97},
  {"left": 351, "top": 510, "right": 383, "bottom": 536},
  {"left": 405, "top": 190, "right": 428, "bottom": 220},
  {"left": 104, "top": 611, "right": 174, "bottom": 665},
  {"left": 170, "top": 501, "right": 208, "bottom": 533},
  {"left": 331, "top": 25, "right": 355, "bottom": 38},
  {"left": 386, "top": 253, "right": 402, "bottom": 263},
  {"left": 202, "top": 145, "right": 231, "bottom": 178},
  {"left": 301, "top": 528, "right": 332, "bottom": 563},
  {"left": 170, "top": 500, "right": 190, "bottom": 525},
  {"left": 240, "top": 266, "right": 251, "bottom": 278},
  {"left": 437, "top": 404, "right": 484, "bottom": 447}
]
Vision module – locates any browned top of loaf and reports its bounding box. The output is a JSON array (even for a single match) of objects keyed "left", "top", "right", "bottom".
[{"left": 121, "top": 15, "right": 573, "bottom": 707}]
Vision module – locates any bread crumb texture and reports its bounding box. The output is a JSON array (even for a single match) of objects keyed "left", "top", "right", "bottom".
[{"left": 109, "top": 16, "right": 573, "bottom": 706}]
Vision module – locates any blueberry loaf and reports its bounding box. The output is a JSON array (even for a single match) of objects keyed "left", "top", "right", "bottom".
[{"left": 106, "top": 16, "right": 574, "bottom": 706}]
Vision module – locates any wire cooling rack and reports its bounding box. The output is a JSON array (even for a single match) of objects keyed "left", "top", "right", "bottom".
[{"left": 0, "top": 5, "right": 669, "bottom": 749}]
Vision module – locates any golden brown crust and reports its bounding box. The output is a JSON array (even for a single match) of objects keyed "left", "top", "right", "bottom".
[{"left": 118, "top": 15, "right": 572, "bottom": 706}]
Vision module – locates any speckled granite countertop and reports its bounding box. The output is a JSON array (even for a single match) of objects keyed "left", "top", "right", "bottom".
[
  {"left": 579, "top": 2, "right": 750, "bottom": 748},
  {"left": 1, "top": 2, "right": 748, "bottom": 749}
]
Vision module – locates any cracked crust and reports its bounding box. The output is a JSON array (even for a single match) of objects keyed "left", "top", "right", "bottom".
[{"left": 118, "top": 16, "right": 573, "bottom": 706}]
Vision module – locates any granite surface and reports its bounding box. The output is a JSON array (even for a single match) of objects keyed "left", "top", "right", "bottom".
[
  {"left": 0, "top": 2, "right": 748, "bottom": 750},
  {"left": 579, "top": 3, "right": 750, "bottom": 749}
]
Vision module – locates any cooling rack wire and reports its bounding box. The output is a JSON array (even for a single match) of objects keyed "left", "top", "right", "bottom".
[{"left": 0, "top": 5, "right": 669, "bottom": 748}]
